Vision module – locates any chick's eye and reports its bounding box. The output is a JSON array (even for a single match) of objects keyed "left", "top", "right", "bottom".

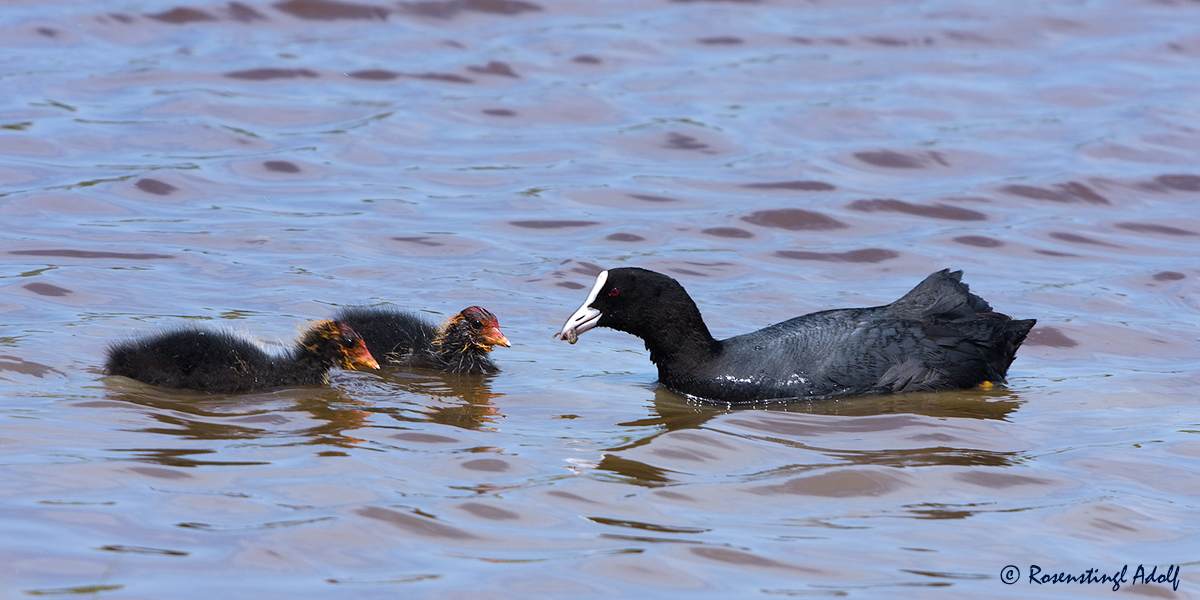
[
  {"left": 609, "top": 288, "right": 620, "bottom": 297},
  {"left": 470, "top": 319, "right": 483, "bottom": 328}
]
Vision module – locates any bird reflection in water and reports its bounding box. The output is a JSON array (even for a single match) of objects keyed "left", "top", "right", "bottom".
[
  {"left": 589, "top": 386, "right": 1026, "bottom": 487},
  {"left": 357, "top": 369, "right": 505, "bottom": 431},
  {"left": 102, "top": 369, "right": 503, "bottom": 468}
]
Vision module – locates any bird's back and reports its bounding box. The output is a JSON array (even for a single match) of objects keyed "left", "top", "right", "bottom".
[
  {"left": 332, "top": 307, "right": 437, "bottom": 366},
  {"left": 668, "top": 270, "right": 1034, "bottom": 402},
  {"left": 105, "top": 328, "right": 275, "bottom": 391}
]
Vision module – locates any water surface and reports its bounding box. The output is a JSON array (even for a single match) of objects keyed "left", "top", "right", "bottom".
[{"left": 2, "top": 0, "right": 1199, "bottom": 597}]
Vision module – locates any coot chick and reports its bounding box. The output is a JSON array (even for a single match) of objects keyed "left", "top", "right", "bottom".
[
  {"left": 106, "top": 319, "right": 379, "bottom": 393},
  {"left": 332, "top": 305, "right": 510, "bottom": 374},
  {"left": 104, "top": 320, "right": 379, "bottom": 392},
  {"left": 557, "top": 268, "right": 1035, "bottom": 404}
]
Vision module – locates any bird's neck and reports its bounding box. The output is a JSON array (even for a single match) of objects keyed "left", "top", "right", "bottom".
[
  {"left": 432, "top": 323, "right": 489, "bottom": 358},
  {"left": 290, "top": 338, "right": 340, "bottom": 378},
  {"left": 632, "top": 302, "right": 721, "bottom": 379}
]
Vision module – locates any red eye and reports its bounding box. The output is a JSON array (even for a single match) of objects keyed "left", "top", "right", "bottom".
[{"left": 609, "top": 288, "right": 620, "bottom": 297}]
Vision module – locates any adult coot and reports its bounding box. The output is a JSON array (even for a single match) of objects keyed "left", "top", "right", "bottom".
[
  {"left": 332, "top": 305, "right": 509, "bottom": 374},
  {"left": 105, "top": 320, "right": 379, "bottom": 392},
  {"left": 557, "top": 268, "right": 1035, "bottom": 403}
]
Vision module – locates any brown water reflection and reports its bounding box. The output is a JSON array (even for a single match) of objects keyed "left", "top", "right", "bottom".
[
  {"left": 98, "top": 387, "right": 372, "bottom": 457},
  {"left": 360, "top": 370, "right": 504, "bottom": 430},
  {"left": 591, "top": 389, "right": 1025, "bottom": 487},
  {"left": 96, "top": 368, "right": 503, "bottom": 470}
]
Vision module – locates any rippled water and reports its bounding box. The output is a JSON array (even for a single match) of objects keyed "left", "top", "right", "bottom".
[{"left": 2, "top": 0, "right": 1199, "bottom": 597}]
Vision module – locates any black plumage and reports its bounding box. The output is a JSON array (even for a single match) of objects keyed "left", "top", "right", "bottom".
[
  {"left": 104, "top": 320, "right": 379, "bottom": 392},
  {"left": 557, "top": 268, "right": 1035, "bottom": 404},
  {"left": 331, "top": 305, "right": 509, "bottom": 374}
]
